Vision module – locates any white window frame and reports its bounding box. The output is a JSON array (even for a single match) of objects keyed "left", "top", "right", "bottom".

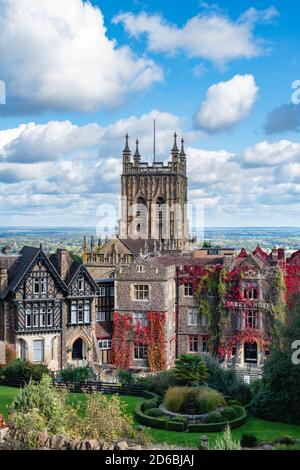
[
  {"left": 33, "top": 339, "right": 44, "bottom": 363},
  {"left": 96, "top": 311, "right": 106, "bottom": 322},
  {"left": 134, "top": 285, "right": 150, "bottom": 301},
  {"left": 184, "top": 284, "right": 193, "bottom": 297},
  {"left": 133, "top": 312, "right": 148, "bottom": 328},
  {"left": 98, "top": 339, "right": 112, "bottom": 350},
  {"left": 99, "top": 287, "right": 105, "bottom": 297},
  {"left": 188, "top": 309, "right": 198, "bottom": 326}
]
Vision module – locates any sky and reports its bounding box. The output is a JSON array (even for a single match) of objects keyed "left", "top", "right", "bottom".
[{"left": 0, "top": 0, "right": 300, "bottom": 228}]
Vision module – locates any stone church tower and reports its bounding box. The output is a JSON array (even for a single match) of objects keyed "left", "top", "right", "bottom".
[{"left": 120, "top": 133, "right": 189, "bottom": 251}]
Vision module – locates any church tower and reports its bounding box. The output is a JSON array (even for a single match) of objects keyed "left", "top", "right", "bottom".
[{"left": 120, "top": 133, "right": 189, "bottom": 251}]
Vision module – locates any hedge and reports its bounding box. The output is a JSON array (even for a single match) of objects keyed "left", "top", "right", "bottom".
[
  {"left": 134, "top": 393, "right": 247, "bottom": 433},
  {"left": 187, "top": 408, "right": 247, "bottom": 433},
  {"left": 134, "top": 397, "right": 186, "bottom": 431}
]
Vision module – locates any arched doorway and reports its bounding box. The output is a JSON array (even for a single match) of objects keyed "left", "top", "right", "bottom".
[
  {"left": 72, "top": 338, "right": 86, "bottom": 360},
  {"left": 244, "top": 342, "right": 258, "bottom": 364}
]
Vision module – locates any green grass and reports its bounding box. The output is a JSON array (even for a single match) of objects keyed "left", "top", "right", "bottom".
[{"left": 1, "top": 385, "right": 300, "bottom": 448}]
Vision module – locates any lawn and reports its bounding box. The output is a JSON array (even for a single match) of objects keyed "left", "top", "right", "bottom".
[{"left": 1, "top": 385, "right": 300, "bottom": 448}]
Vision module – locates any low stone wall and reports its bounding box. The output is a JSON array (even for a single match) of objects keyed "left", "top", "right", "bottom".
[
  {"left": 0, "top": 428, "right": 142, "bottom": 451},
  {"left": 159, "top": 404, "right": 223, "bottom": 423}
]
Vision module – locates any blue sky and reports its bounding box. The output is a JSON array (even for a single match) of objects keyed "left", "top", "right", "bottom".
[{"left": 0, "top": 0, "right": 300, "bottom": 228}]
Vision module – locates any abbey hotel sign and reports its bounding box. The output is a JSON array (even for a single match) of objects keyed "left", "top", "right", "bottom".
[{"left": 225, "top": 301, "right": 271, "bottom": 310}]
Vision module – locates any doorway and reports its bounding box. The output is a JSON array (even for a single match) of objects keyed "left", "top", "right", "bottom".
[{"left": 244, "top": 342, "right": 258, "bottom": 364}]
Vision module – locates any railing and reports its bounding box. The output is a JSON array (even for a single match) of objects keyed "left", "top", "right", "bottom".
[{"left": 0, "top": 377, "right": 146, "bottom": 395}]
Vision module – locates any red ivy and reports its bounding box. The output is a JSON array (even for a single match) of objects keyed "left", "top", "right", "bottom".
[{"left": 111, "top": 311, "right": 166, "bottom": 372}]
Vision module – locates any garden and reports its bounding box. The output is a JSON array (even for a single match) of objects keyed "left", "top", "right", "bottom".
[{"left": 1, "top": 345, "right": 300, "bottom": 450}]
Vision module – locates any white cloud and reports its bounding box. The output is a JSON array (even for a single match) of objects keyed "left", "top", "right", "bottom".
[
  {"left": 113, "top": 8, "right": 276, "bottom": 68},
  {"left": 0, "top": 0, "right": 163, "bottom": 113},
  {"left": 242, "top": 140, "right": 300, "bottom": 167},
  {"left": 195, "top": 74, "right": 258, "bottom": 132}
]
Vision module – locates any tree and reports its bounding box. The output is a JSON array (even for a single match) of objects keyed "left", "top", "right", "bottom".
[
  {"left": 251, "top": 302, "right": 300, "bottom": 424},
  {"left": 173, "top": 354, "right": 209, "bottom": 386}
]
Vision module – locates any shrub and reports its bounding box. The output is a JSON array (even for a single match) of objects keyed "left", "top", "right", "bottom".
[
  {"left": 79, "top": 393, "right": 138, "bottom": 445},
  {"left": 5, "top": 343, "right": 16, "bottom": 365},
  {"left": 241, "top": 433, "right": 258, "bottom": 448},
  {"left": 143, "top": 398, "right": 158, "bottom": 411},
  {"left": 272, "top": 435, "right": 295, "bottom": 446},
  {"left": 146, "top": 408, "right": 163, "bottom": 418},
  {"left": 230, "top": 383, "right": 252, "bottom": 405},
  {"left": 60, "top": 367, "right": 90, "bottom": 384},
  {"left": 136, "top": 370, "right": 177, "bottom": 396},
  {"left": 221, "top": 407, "right": 237, "bottom": 421},
  {"left": 164, "top": 386, "right": 192, "bottom": 413},
  {"left": 174, "top": 354, "right": 208, "bottom": 386},
  {"left": 170, "top": 416, "right": 188, "bottom": 425},
  {"left": 202, "top": 355, "right": 241, "bottom": 395},
  {"left": 117, "top": 369, "right": 136, "bottom": 386},
  {"left": 207, "top": 411, "right": 223, "bottom": 423},
  {"left": 164, "top": 386, "right": 226, "bottom": 414},
  {"left": 1, "top": 359, "right": 50, "bottom": 382},
  {"left": 209, "top": 425, "right": 241, "bottom": 450},
  {"left": 231, "top": 405, "right": 244, "bottom": 418},
  {"left": 196, "top": 386, "right": 226, "bottom": 414},
  {"left": 165, "top": 420, "right": 186, "bottom": 432}
]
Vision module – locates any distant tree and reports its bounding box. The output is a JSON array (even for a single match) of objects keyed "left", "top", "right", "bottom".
[
  {"left": 202, "top": 240, "right": 212, "bottom": 248},
  {"left": 174, "top": 354, "right": 209, "bottom": 386},
  {"left": 70, "top": 253, "right": 82, "bottom": 263}
]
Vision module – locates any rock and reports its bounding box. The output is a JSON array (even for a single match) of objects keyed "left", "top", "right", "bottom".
[
  {"left": 70, "top": 438, "right": 81, "bottom": 450},
  {"left": 50, "top": 434, "right": 66, "bottom": 450},
  {"left": 0, "top": 427, "right": 9, "bottom": 445},
  {"left": 128, "top": 445, "right": 142, "bottom": 450},
  {"left": 38, "top": 432, "right": 48, "bottom": 448},
  {"left": 199, "top": 434, "right": 208, "bottom": 450},
  {"left": 261, "top": 444, "right": 273, "bottom": 451},
  {"left": 85, "top": 439, "right": 100, "bottom": 450},
  {"left": 102, "top": 442, "right": 109, "bottom": 450},
  {"left": 116, "top": 440, "right": 129, "bottom": 451},
  {"left": 108, "top": 444, "right": 115, "bottom": 450}
]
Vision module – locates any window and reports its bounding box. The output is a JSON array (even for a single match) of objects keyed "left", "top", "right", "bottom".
[
  {"left": 39, "top": 307, "right": 46, "bottom": 327},
  {"left": 25, "top": 308, "right": 32, "bottom": 328},
  {"left": 98, "top": 339, "right": 112, "bottom": 350},
  {"left": 33, "top": 340, "right": 44, "bottom": 362},
  {"left": 78, "top": 276, "right": 84, "bottom": 291},
  {"left": 188, "top": 309, "right": 198, "bottom": 326},
  {"left": 207, "top": 249, "right": 219, "bottom": 255},
  {"left": 133, "top": 312, "right": 148, "bottom": 328},
  {"left": 200, "top": 314, "right": 207, "bottom": 327},
  {"left": 96, "top": 311, "right": 106, "bottom": 322},
  {"left": 134, "top": 344, "right": 147, "bottom": 360},
  {"left": 245, "top": 311, "right": 258, "bottom": 329},
  {"left": 134, "top": 285, "right": 149, "bottom": 301},
  {"left": 47, "top": 307, "right": 53, "bottom": 327},
  {"left": 110, "top": 287, "right": 114, "bottom": 297},
  {"left": 202, "top": 337, "right": 209, "bottom": 352},
  {"left": 70, "top": 301, "right": 90, "bottom": 324},
  {"left": 33, "top": 277, "right": 47, "bottom": 295},
  {"left": 99, "top": 287, "right": 105, "bottom": 297},
  {"left": 243, "top": 287, "right": 258, "bottom": 300},
  {"left": 33, "top": 308, "right": 39, "bottom": 327},
  {"left": 189, "top": 335, "right": 198, "bottom": 352},
  {"left": 137, "top": 265, "right": 145, "bottom": 273},
  {"left": 184, "top": 284, "right": 193, "bottom": 297}
]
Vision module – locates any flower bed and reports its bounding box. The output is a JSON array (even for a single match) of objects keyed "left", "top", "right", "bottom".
[{"left": 158, "top": 403, "right": 223, "bottom": 423}]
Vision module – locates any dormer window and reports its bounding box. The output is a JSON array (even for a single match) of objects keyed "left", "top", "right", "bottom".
[
  {"left": 137, "top": 265, "right": 145, "bottom": 273},
  {"left": 78, "top": 275, "right": 84, "bottom": 291}
]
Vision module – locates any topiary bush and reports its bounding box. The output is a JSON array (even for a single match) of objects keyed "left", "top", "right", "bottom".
[
  {"left": 221, "top": 407, "right": 237, "bottom": 421},
  {"left": 207, "top": 411, "right": 223, "bottom": 423},
  {"left": 241, "top": 433, "right": 258, "bottom": 448},
  {"left": 146, "top": 408, "right": 164, "bottom": 418},
  {"left": 231, "top": 405, "right": 244, "bottom": 418}
]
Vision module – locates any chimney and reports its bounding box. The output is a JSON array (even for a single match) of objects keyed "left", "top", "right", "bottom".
[
  {"left": 56, "top": 249, "right": 69, "bottom": 281},
  {"left": 0, "top": 268, "right": 8, "bottom": 292},
  {"left": 278, "top": 248, "right": 286, "bottom": 262}
]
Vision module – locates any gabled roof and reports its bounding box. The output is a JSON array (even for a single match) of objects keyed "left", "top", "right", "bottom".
[
  {"left": 1, "top": 246, "right": 69, "bottom": 299},
  {"left": 120, "top": 237, "right": 155, "bottom": 257}
]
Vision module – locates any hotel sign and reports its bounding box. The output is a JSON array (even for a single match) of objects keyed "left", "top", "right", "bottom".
[{"left": 225, "top": 301, "right": 271, "bottom": 310}]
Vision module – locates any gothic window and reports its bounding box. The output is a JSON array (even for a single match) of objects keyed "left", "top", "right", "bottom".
[
  {"left": 134, "top": 285, "right": 149, "bottom": 301},
  {"left": 243, "top": 286, "right": 258, "bottom": 300},
  {"left": 245, "top": 311, "right": 259, "bottom": 329}
]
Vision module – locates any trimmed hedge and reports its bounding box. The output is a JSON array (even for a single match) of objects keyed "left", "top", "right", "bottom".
[
  {"left": 187, "top": 408, "right": 247, "bottom": 433},
  {"left": 135, "top": 393, "right": 247, "bottom": 433}
]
